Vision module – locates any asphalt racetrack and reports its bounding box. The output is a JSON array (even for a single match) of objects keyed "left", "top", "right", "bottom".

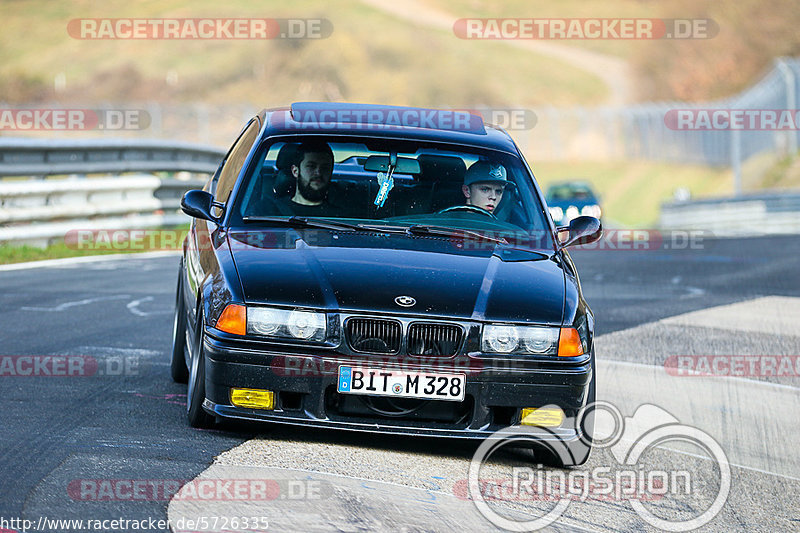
[{"left": 0, "top": 235, "right": 798, "bottom": 532}]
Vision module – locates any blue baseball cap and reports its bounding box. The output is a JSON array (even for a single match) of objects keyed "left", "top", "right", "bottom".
[{"left": 464, "top": 161, "right": 508, "bottom": 186}]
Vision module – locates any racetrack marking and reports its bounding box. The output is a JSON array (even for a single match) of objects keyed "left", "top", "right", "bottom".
[
  {"left": 257, "top": 464, "right": 601, "bottom": 533},
  {"left": 0, "top": 250, "right": 178, "bottom": 272},
  {"left": 644, "top": 440, "right": 800, "bottom": 483},
  {"left": 126, "top": 296, "right": 174, "bottom": 317},
  {"left": 596, "top": 295, "right": 800, "bottom": 481},
  {"left": 659, "top": 295, "right": 800, "bottom": 336},
  {"left": 604, "top": 359, "right": 800, "bottom": 392},
  {"left": 21, "top": 294, "right": 131, "bottom": 312},
  {"left": 167, "top": 464, "right": 601, "bottom": 533},
  {"left": 680, "top": 286, "right": 706, "bottom": 298},
  {"left": 594, "top": 363, "right": 800, "bottom": 479}
]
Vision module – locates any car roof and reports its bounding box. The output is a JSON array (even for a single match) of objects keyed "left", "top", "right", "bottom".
[
  {"left": 547, "top": 181, "right": 595, "bottom": 190},
  {"left": 258, "top": 103, "right": 521, "bottom": 155}
]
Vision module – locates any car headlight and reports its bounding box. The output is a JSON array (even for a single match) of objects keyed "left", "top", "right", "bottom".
[
  {"left": 248, "top": 307, "right": 326, "bottom": 342},
  {"left": 482, "top": 325, "right": 559, "bottom": 355},
  {"left": 565, "top": 205, "right": 580, "bottom": 222},
  {"left": 549, "top": 206, "right": 563, "bottom": 222},
  {"left": 483, "top": 325, "right": 519, "bottom": 353},
  {"left": 581, "top": 204, "right": 602, "bottom": 218}
]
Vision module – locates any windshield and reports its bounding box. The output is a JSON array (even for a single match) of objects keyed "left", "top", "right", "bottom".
[{"left": 229, "top": 136, "right": 553, "bottom": 249}]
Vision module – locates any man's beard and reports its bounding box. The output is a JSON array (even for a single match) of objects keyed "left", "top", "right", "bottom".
[{"left": 297, "top": 177, "right": 328, "bottom": 202}]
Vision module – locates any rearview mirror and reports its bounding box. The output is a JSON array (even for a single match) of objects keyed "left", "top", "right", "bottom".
[
  {"left": 364, "top": 155, "right": 421, "bottom": 174},
  {"left": 181, "top": 190, "right": 221, "bottom": 223},
  {"left": 558, "top": 216, "right": 602, "bottom": 248}
]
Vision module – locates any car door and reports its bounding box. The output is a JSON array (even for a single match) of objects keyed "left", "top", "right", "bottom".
[{"left": 184, "top": 114, "right": 263, "bottom": 327}]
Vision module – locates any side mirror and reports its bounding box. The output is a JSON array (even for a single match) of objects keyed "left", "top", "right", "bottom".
[
  {"left": 181, "top": 190, "right": 221, "bottom": 223},
  {"left": 557, "top": 216, "right": 602, "bottom": 248}
]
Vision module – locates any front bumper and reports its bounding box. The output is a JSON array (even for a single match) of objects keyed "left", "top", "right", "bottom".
[{"left": 201, "top": 332, "right": 594, "bottom": 441}]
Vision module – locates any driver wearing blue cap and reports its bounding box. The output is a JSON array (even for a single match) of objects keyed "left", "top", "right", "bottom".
[{"left": 462, "top": 161, "right": 508, "bottom": 214}]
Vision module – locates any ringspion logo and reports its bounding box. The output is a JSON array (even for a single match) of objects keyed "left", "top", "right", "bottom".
[{"left": 468, "top": 402, "right": 730, "bottom": 531}]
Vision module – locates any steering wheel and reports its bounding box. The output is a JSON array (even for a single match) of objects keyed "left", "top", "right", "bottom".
[{"left": 437, "top": 205, "right": 498, "bottom": 219}]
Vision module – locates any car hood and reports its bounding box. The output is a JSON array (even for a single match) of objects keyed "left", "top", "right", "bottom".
[{"left": 228, "top": 230, "right": 565, "bottom": 324}]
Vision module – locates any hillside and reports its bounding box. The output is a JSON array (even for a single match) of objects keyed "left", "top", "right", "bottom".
[
  {"left": 427, "top": 0, "right": 800, "bottom": 102},
  {"left": 0, "top": 0, "right": 607, "bottom": 108}
]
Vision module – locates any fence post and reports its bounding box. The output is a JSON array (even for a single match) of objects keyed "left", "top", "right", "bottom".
[
  {"left": 731, "top": 128, "right": 742, "bottom": 196},
  {"left": 776, "top": 59, "right": 798, "bottom": 155}
]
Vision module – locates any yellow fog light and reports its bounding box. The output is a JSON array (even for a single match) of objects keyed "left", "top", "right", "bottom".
[
  {"left": 231, "top": 388, "right": 274, "bottom": 410},
  {"left": 520, "top": 407, "right": 564, "bottom": 427}
]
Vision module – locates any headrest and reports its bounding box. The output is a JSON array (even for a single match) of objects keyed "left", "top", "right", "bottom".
[
  {"left": 276, "top": 143, "right": 299, "bottom": 170},
  {"left": 417, "top": 155, "right": 467, "bottom": 183}
]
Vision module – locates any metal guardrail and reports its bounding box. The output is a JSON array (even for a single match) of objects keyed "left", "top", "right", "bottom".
[
  {"left": 0, "top": 175, "right": 207, "bottom": 243},
  {"left": 0, "top": 138, "right": 224, "bottom": 245},
  {"left": 0, "top": 138, "right": 225, "bottom": 177},
  {"left": 660, "top": 192, "right": 800, "bottom": 236}
]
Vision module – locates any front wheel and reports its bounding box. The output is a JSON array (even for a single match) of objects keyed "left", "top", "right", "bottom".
[
  {"left": 187, "top": 309, "right": 214, "bottom": 428},
  {"left": 526, "top": 358, "right": 595, "bottom": 468},
  {"left": 170, "top": 268, "right": 189, "bottom": 383}
]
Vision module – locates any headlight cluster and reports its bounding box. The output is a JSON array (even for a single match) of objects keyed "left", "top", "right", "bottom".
[
  {"left": 581, "top": 204, "right": 602, "bottom": 218},
  {"left": 565, "top": 206, "right": 580, "bottom": 222},
  {"left": 481, "top": 325, "right": 559, "bottom": 355},
  {"left": 247, "top": 307, "right": 326, "bottom": 342}
]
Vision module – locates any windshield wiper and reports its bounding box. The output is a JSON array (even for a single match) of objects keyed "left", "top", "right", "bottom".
[
  {"left": 242, "top": 217, "right": 416, "bottom": 236},
  {"left": 406, "top": 224, "right": 508, "bottom": 245},
  {"left": 241, "top": 216, "right": 365, "bottom": 232},
  {"left": 241, "top": 217, "right": 509, "bottom": 245}
]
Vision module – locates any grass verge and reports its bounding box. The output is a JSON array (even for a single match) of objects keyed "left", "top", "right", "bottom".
[
  {"left": 532, "top": 160, "right": 733, "bottom": 227},
  {"left": 0, "top": 226, "right": 188, "bottom": 265}
]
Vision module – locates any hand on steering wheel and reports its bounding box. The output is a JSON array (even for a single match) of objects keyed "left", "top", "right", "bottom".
[{"left": 437, "top": 205, "right": 498, "bottom": 219}]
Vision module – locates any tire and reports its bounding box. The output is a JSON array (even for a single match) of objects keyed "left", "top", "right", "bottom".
[
  {"left": 170, "top": 268, "right": 189, "bottom": 383},
  {"left": 187, "top": 308, "right": 214, "bottom": 428},
  {"left": 559, "top": 370, "right": 595, "bottom": 467},
  {"left": 530, "top": 353, "right": 596, "bottom": 468}
]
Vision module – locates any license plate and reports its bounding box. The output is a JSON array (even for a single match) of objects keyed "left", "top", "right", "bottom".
[{"left": 337, "top": 366, "right": 466, "bottom": 402}]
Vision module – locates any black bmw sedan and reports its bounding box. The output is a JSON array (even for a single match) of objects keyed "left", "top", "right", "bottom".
[{"left": 171, "top": 103, "right": 602, "bottom": 466}]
